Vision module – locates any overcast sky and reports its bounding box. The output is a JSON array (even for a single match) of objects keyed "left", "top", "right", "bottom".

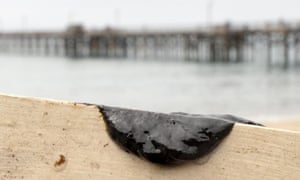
[{"left": 0, "top": 0, "right": 299, "bottom": 31}]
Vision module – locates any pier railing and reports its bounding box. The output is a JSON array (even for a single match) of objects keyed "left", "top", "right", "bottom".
[{"left": 0, "top": 22, "right": 300, "bottom": 67}]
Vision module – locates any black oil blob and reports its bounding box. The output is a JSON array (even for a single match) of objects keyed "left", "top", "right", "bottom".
[
  {"left": 171, "top": 112, "right": 264, "bottom": 126},
  {"left": 87, "top": 105, "right": 262, "bottom": 164}
]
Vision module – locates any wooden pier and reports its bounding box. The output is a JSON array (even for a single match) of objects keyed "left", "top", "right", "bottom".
[{"left": 1, "top": 22, "right": 300, "bottom": 66}]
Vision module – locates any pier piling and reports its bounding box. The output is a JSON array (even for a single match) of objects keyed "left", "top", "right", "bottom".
[{"left": 0, "top": 22, "right": 300, "bottom": 67}]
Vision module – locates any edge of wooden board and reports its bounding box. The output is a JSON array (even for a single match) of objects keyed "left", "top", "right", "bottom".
[{"left": 0, "top": 93, "right": 299, "bottom": 179}]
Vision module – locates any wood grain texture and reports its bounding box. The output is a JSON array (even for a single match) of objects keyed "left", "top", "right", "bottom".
[{"left": 0, "top": 94, "right": 299, "bottom": 180}]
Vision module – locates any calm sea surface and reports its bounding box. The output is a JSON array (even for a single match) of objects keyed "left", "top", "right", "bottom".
[{"left": 0, "top": 55, "right": 300, "bottom": 122}]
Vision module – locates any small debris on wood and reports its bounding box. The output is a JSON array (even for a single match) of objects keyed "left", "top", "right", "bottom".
[
  {"left": 54, "top": 154, "right": 66, "bottom": 167},
  {"left": 103, "top": 143, "right": 109, "bottom": 148}
]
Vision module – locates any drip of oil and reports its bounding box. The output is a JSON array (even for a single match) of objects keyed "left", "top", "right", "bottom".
[{"left": 87, "top": 105, "right": 262, "bottom": 164}]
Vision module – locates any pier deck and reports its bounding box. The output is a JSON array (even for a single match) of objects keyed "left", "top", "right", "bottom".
[{"left": 1, "top": 22, "right": 300, "bottom": 67}]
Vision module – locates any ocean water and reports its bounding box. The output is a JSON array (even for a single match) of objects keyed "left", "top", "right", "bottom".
[{"left": 0, "top": 55, "right": 300, "bottom": 122}]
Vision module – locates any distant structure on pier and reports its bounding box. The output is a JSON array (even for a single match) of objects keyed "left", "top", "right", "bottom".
[{"left": 1, "top": 21, "right": 300, "bottom": 67}]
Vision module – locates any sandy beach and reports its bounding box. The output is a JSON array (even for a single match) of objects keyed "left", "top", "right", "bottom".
[{"left": 267, "top": 120, "right": 300, "bottom": 131}]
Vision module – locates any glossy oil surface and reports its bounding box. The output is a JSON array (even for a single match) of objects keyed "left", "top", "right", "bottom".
[{"left": 97, "top": 105, "right": 261, "bottom": 164}]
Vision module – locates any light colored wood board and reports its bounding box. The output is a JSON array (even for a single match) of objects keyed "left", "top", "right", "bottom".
[{"left": 0, "top": 94, "right": 299, "bottom": 180}]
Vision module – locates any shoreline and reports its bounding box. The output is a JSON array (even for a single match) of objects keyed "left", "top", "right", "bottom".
[
  {"left": 267, "top": 120, "right": 300, "bottom": 131},
  {"left": 250, "top": 116, "right": 300, "bottom": 131}
]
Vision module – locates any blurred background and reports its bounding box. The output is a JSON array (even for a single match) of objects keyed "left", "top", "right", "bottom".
[{"left": 0, "top": 0, "right": 300, "bottom": 123}]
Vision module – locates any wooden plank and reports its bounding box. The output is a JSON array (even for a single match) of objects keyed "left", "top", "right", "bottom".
[{"left": 0, "top": 94, "right": 299, "bottom": 180}]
